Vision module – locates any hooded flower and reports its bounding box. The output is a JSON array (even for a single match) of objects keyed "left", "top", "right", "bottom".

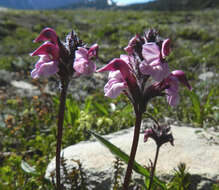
[
  {"left": 73, "top": 44, "right": 98, "bottom": 75},
  {"left": 124, "top": 35, "right": 139, "bottom": 55},
  {"left": 30, "top": 41, "right": 59, "bottom": 78},
  {"left": 33, "top": 27, "right": 58, "bottom": 45},
  {"left": 139, "top": 40, "right": 170, "bottom": 82},
  {"left": 164, "top": 70, "right": 192, "bottom": 106},
  {"left": 144, "top": 124, "right": 174, "bottom": 147},
  {"left": 97, "top": 56, "right": 138, "bottom": 99}
]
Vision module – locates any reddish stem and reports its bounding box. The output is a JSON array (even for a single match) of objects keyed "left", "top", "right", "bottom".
[
  {"left": 148, "top": 145, "right": 160, "bottom": 190},
  {"left": 122, "top": 107, "right": 142, "bottom": 190},
  {"left": 56, "top": 80, "right": 69, "bottom": 190}
]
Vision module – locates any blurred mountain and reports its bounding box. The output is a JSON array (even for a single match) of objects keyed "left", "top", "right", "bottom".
[
  {"left": 125, "top": 0, "right": 219, "bottom": 10},
  {"left": 1, "top": 0, "right": 218, "bottom": 10},
  {"left": 0, "top": 0, "right": 111, "bottom": 10}
]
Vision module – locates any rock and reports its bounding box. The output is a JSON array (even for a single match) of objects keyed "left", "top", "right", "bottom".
[
  {"left": 198, "top": 71, "right": 214, "bottom": 81},
  {"left": 45, "top": 125, "right": 219, "bottom": 189},
  {"left": 0, "top": 70, "right": 14, "bottom": 86},
  {"left": 10, "top": 80, "right": 40, "bottom": 97}
]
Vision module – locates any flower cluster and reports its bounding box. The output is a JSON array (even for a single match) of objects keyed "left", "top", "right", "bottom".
[
  {"left": 97, "top": 29, "right": 191, "bottom": 109},
  {"left": 144, "top": 124, "right": 174, "bottom": 147},
  {"left": 30, "top": 28, "right": 98, "bottom": 79}
]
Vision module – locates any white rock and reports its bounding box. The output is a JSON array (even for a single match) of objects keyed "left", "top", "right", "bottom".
[
  {"left": 11, "top": 80, "right": 38, "bottom": 90},
  {"left": 198, "top": 71, "right": 214, "bottom": 81},
  {"left": 46, "top": 125, "right": 219, "bottom": 189},
  {"left": 10, "top": 80, "right": 40, "bottom": 97}
]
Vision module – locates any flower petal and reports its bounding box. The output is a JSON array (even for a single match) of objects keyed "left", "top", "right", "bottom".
[
  {"left": 139, "top": 61, "right": 169, "bottom": 82},
  {"left": 73, "top": 47, "right": 96, "bottom": 75},
  {"left": 124, "top": 35, "right": 139, "bottom": 54},
  {"left": 33, "top": 27, "right": 58, "bottom": 45},
  {"left": 142, "top": 42, "right": 161, "bottom": 64},
  {"left": 30, "top": 42, "right": 59, "bottom": 60},
  {"left": 88, "top": 43, "right": 98, "bottom": 58},
  {"left": 104, "top": 78, "right": 127, "bottom": 98},
  {"left": 161, "top": 38, "right": 170, "bottom": 58},
  {"left": 166, "top": 92, "right": 180, "bottom": 107},
  {"left": 31, "top": 61, "right": 59, "bottom": 78},
  {"left": 172, "top": 70, "right": 192, "bottom": 90}
]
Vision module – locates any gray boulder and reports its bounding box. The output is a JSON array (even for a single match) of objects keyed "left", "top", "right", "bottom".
[{"left": 45, "top": 125, "right": 219, "bottom": 189}]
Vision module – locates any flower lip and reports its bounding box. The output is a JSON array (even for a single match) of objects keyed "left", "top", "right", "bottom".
[
  {"left": 33, "top": 27, "right": 58, "bottom": 45},
  {"left": 31, "top": 60, "right": 59, "bottom": 79}
]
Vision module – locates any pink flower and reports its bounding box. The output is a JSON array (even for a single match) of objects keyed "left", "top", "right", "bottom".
[
  {"left": 31, "top": 55, "right": 59, "bottom": 78},
  {"left": 30, "top": 42, "right": 59, "bottom": 78},
  {"left": 124, "top": 35, "right": 139, "bottom": 54},
  {"left": 104, "top": 70, "right": 127, "bottom": 98},
  {"left": 73, "top": 44, "right": 98, "bottom": 75},
  {"left": 165, "top": 70, "right": 191, "bottom": 106},
  {"left": 97, "top": 57, "right": 137, "bottom": 98},
  {"left": 139, "top": 42, "right": 170, "bottom": 81}
]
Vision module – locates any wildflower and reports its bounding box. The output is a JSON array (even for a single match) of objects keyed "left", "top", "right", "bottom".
[
  {"left": 144, "top": 124, "right": 174, "bottom": 147},
  {"left": 97, "top": 57, "right": 138, "bottom": 101},
  {"left": 97, "top": 28, "right": 191, "bottom": 190},
  {"left": 164, "top": 70, "right": 192, "bottom": 107},
  {"left": 30, "top": 42, "right": 59, "bottom": 78},
  {"left": 73, "top": 44, "right": 98, "bottom": 75},
  {"left": 139, "top": 40, "right": 170, "bottom": 82},
  {"left": 124, "top": 35, "right": 139, "bottom": 55},
  {"left": 30, "top": 27, "right": 99, "bottom": 190}
]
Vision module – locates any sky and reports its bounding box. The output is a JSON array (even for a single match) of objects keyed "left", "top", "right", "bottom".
[{"left": 114, "top": 0, "right": 151, "bottom": 6}]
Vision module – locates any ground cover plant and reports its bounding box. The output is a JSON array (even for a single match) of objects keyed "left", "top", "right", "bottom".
[{"left": 0, "top": 8, "right": 219, "bottom": 189}]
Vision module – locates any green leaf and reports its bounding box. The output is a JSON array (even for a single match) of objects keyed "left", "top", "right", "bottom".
[
  {"left": 90, "top": 130, "right": 166, "bottom": 189},
  {"left": 93, "top": 102, "right": 109, "bottom": 116},
  {"left": 84, "top": 97, "right": 92, "bottom": 112},
  {"left": 21, "top": 160, "right": 39, "bottom": 176},
  {"left": 188, "top": 90, "right": 202, "bottom": 124},
  {"left": 203, "top": 88, "right": 214, "bottom": 113},
  {"left": 65, "top": 98, "right": 80, "bottom": 126}
]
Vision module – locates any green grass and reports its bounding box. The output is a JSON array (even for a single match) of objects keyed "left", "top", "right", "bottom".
[{"left": 0, "top": 8, "right": 219, "bottom": 189}]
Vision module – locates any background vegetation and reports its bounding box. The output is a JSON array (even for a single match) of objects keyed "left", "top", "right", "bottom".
[{"left": 0, "top": 8, "right": 219, "bottom": 189}]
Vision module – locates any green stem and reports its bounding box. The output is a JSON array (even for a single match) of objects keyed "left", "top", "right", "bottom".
[
  {"left": 148, "top": 145, "right": 160, "bottom": 190},
  {"left": 122, "top": 108, "right": 142, "bottom": 190},
  {"left": 56, "top": 80, "right": 69, "bottom": 190}
]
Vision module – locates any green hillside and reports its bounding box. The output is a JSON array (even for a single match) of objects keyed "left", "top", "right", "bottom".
[{"left": 0, "top": 8, "right": 219, "bottom": 189}]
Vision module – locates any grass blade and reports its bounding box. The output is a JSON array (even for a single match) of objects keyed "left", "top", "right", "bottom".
[{"left": 188, "top": 90, "right": 202, "bottom": 124}]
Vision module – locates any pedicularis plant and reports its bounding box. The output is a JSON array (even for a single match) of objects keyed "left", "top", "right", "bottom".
[
  {"left": 30, "top": 28, "right": 191, "bottom": 190},
  {"left": 97, "top": 29, "right": 191, "bottom": 190},
  {"left": 30, "top": 28, "right": 98, "bottom": 190}
]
